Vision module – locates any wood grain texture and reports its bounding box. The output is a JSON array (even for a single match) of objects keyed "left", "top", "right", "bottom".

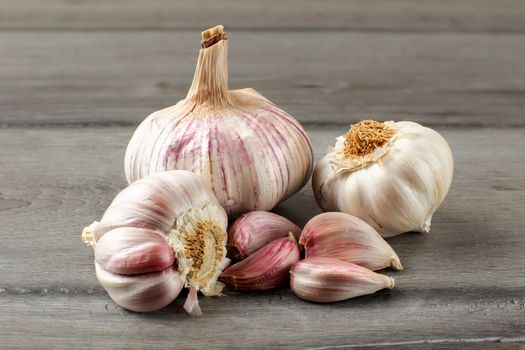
[
  {"left": 1, "top": 31, "right": 524, "bottom": 127},
  {"left": 1, "top": 0, "right": 525, "bottom": 32},
  {"left": 1, "top": 126, "right": 524, "bottom": 349}
]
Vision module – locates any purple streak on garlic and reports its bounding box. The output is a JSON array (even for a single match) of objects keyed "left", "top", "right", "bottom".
[
  {"left": 94, "top": 227, "right": 175, "bottom": 275},
  {"left": 290, "top": 257, "right": 395, "bottom": 303},
  {"left": 220, "top": 234, "right": 300, "bottom": 291},
  {"left": 82, "top": 170, "right": 229, "bottom": 314},
  {"left": 95, "top": 263, "right": 184, "bottom": 312},
  {"left": 300, "top": 212, "right": 402, "bottom": 271},
  {"left": 228, "top": 211, "right": 301, "bottom": 259},
  {"left": 124, "top": 25, "right": 313, "bottom": 218}
]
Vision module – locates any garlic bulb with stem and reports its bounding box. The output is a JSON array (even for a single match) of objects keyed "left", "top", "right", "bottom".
[
  {"left": 125, "top": 25, "right": 313, "bottom": 218},
  {"left": 300, "top": 212, "right": 403, "bottom": 271},
  {"left": 228, "top": 211, "right": 301, "bottom": 259},
  {"left": 313, "top": 120, "right": 453, "bottom": 237},
  {"left": 82, "top": 170, "right": 230, "bottom": 313}
]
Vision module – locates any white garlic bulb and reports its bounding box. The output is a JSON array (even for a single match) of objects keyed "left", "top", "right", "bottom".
[
  {"left": 124, "top": 25, "right": 313, "bottom": 218},
  {"left": 82, "top": 170, "right": 229, "bottom": 313},
  {"left": 313, "top": 120, "right": 453, "bottom": 237}
]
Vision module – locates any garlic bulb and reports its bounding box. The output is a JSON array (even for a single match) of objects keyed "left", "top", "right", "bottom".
[
  {"left": 124, "top": 25, "right": 313, "bottom": 218},
  {"left": 300, "top": 212, "right": 402, "bottom": 271},
  {"left": 313, "top": 120, "right": 453, "bottom": 237},
  {"left": 82, "top": 170, "right": 229, "bottom": 313},
  {"left": 228, "top": 211, "right": 301, "bottom": 259},
  {"left": 290, "top": 257, "right": 395, "bottom": 303}
]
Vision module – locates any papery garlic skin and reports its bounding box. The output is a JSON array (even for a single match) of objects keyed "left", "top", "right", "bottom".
[
  {"left": 228, "top": 211, "right": 301, "bottom": 259},
  {"left": 125, "top": 25, "right": 313, "bottom": 218},
  {"left": 82, "top": 170, "right": 229, "bottom": 313},
  {"left": 82, "top": 170, "right": 224, "bottom": 243},
  {"left": 183, "top": 287, "right": 203, "bottom": 316},
  {"left": 290, "top": 257, "right": 394, "bottom": 303},
  {"left": 95, "top": 263, "right": 184, "bottom": 312},
  {"left": 220, "top": 234, "right": 300, "bottom": 291},
  {"left": 300, "top": 212, "right": 402, "bottom": 271},
  {"left": 313, "top": 120, "right": 453, "bottom": 237}
]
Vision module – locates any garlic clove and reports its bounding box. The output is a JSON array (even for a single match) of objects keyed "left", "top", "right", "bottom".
[
  {"left": 220, "top": 234, "right": 300, "bottom": 291},
  {"left": 228, "top": 211, "right": 301, "bottom": 259},
  {"left": 300, "top": 212, "right": 402, "bottom": 271},
  {"left": 290, "top": 257, "right": 395, "bottom": 303},
  {"left": 94, "top": 227, "right": 175, "bottom": 275},
  {"left": 95, "top": 263, "right": 184, "bottom": 312}
]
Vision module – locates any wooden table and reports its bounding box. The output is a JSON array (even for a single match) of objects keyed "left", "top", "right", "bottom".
[{"left": 1, "top": 1, "right": 524, "bottom": 349}]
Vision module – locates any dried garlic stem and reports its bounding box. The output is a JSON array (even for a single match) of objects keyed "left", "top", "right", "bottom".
[
  {"left": 201, "top": 25, "right": 226, "bottom": 48},
  {"left": 187, "top": 24, "right": 230, "bottom": 106}
]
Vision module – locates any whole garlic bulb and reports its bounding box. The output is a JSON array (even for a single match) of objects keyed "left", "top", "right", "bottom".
[
  {"left": 82, "top": 170, "right": 230, "bottom": 313},
  {"left": 313, "top": 120, "right": 453, "bottom": 237},
  {"left": 125, "top": 25, "right": 313, "bottom": 217}
]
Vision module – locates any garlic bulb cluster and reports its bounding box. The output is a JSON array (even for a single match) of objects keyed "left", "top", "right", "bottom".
[
  {"left": 81, "top": 170, "right": 230, "bottom": 314},
  {"left": 313, "top": 120, "right": 454, "bottom": 237},
  {"left": 125, "top": 25, "right": 313, "bottom": 218}
]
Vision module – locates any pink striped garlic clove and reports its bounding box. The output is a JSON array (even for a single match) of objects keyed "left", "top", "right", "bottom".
[
  {"left": 300, "top": 212, "right": 403, "bottom": 271},
  {"left": 228, "top": 211, "right": 301, "bottom": 259},
  {"left": 290, "top": 257, "right": 395, "bottom": 303},
  {"left": 95, "top": 263, "right": 184, "bottom": 312},
  {"left": 94, "top": 227, "right": 175, "bottom": 275},
  {"left": 220, "top": 234, "right": 300, "bottom": 291}
]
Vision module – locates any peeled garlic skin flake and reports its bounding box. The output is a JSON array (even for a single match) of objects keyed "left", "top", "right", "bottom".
[
  {"left": 125, "top": 25, "right": 313, "bottom": 218},
  {"left": 313, "top": 120, "right": 454, "bottom": 237}
]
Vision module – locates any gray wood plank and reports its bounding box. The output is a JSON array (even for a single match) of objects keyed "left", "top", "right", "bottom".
[
  {"left": 1, "top": 0, "right": 524, "bottom": 32},
  {"left": 0, "top": 126, "right": 524, "bottom": 348},
  {"left": 1, "top": 31, "right": 524, "bottom": 127}
]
